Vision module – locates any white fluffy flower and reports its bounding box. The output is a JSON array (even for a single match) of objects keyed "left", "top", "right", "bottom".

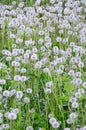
[
  {"left": 31, "top": 54, "right": 38, "bottom": 61},
  {"left": 64, "top": 128, "right": 70, "bottom": 130},
  {"left": 23, "top": 97, "right": 30, "bottom": 103},
  {"left": 8, "top": 112, "right": 17, "bottom": 120},
  {"left": 26, "top": 88, "right": 32, "bottom": 94},
  {"left": 69, "top": 112, "right": 77, "bottom": 119},
  {"left": 49, "top": 117, "right": 56, "bottom": 124},
  {"left": 26, "top": 126, "right": 33, "bottom": 130},
  {"left": 0, "top": 79, "right": 6, "bottom": 85},
  {"left": 2, "top": 124, "right": 10, "bottom": 129},
  {"left": 52, "top": 121, "right": 60, "bottom": 128},
  {"left": 72, "top": 102, "right": 79, "bottom": 108},
  {"left": 3, "top": 90, "right": 10, "bottom": 97},
  {"left": 44, "top": 88, "right": 51, "bottom": 94},
  {"left": 16, "top": 91, "right": 23, "bottom": 99},
  {"left": 20, "top": 76, "right": 27, "bottom": 82},
  {"left": 82, "top": 82, "right": 86, "bottom": 88},
  {"left": 14, "top": 75, "right": 21, "bottom": 81}
]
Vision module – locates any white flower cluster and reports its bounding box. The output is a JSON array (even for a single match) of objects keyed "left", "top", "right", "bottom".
[{"left": 48, "top": 114, "right": 60, "bottom": 128}]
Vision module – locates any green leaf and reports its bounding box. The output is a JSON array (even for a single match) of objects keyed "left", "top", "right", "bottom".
[{"left": 64, "top": 82, "right": 73, "bottom": 93}]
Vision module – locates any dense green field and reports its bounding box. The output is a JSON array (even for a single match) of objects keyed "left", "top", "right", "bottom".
[{"left": 0, "top": 0, "right": 86, "bottom": 130}]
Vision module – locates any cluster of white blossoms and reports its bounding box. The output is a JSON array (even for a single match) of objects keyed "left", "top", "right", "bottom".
[
  {"left": 48, "top": 114, "right": 60, "bottom": 128},
  {"left": 0, "top": 0, "right": 86, "bottom": 129}
]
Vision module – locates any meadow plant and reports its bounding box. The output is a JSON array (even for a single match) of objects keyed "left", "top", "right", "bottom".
[{"left": 0, "top": 0, "right": 86, "bottom": 130}]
